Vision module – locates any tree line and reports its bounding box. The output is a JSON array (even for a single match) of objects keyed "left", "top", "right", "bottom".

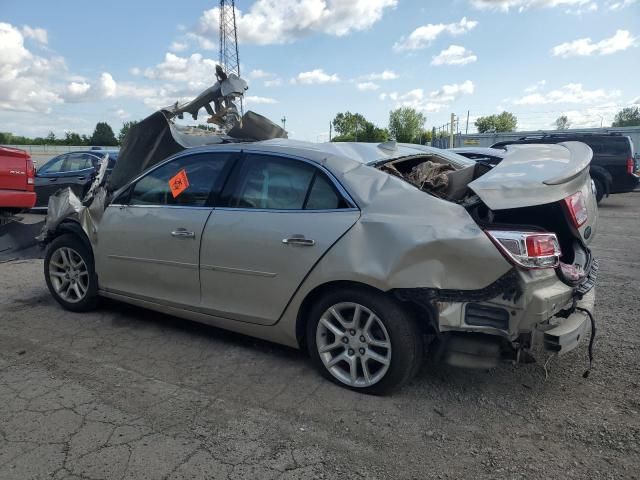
[
  {"left": 0, "top": 121, "right": 139, "bottom": 147},
  {"left": 331, "top": 105, "right": 639, "bottom": 143}
]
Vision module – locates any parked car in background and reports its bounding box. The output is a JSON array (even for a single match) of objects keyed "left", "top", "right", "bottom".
[
  {"left": 33, "top": 150, "right": 118, "bottom": 208},
  {"left": 41, "top": 140, "right": 598, "bottom": 394},
  {"left": 0, "top": 146, "right": 36, "bottom": 221},
  {"left": 491, "top": 133, "right": 638, "bottom": 203},
  {"left": 450, "top": 147, "right": 506, "bottom": 165}
]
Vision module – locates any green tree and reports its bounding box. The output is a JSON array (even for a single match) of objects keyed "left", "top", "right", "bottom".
[
  {"left": 90, "top": 122, "right": 118, "bottom": 146},
  {"left": 331, "top": 111, "right": 388, "bottom": 142},
  {"left": 388, "top": 107, "right": 426, "bottom": 143},
  {"left": 64, "top": 131, "right": 83, "bottom": 145},
  {"left": 45, "top": 131, "right": 56, "bottom": 144},
  {"left": 0, "top": 132, "right": 12, "bottom": 144},
  {"left": 555, "top": 115, "right": 570, "bottom": 130},
  {"left": 612, "top": 106, "right": 640, "bottom": 127},
  {"left": 475, "top": 111, "right": 518, "bottom": 133},
  {"left": 118, "top": 120, "right": 139, "bottom": 144}
]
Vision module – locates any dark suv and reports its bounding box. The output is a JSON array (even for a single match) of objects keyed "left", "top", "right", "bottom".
[{"left": 492, "top": 133, "right": 638, "bottom": 203}]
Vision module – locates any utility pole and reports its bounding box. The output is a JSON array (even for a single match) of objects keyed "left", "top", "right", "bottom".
[
  {"left": 219, "top": 0, "right": 241, "bottom": 112},
  {"left": 465, "top": 110, "right": 469, "bottom": 135},
  {"left": 449, "top": 113, "right": 455, "bottom": 148},
  {"left": 281, "top": 116, "right": 286, "bottom": 130}
]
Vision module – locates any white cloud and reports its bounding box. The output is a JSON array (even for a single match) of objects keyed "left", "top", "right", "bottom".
[
  {"left": 524, "top": 79, "right": 546, "bottom": 93},
  {"left": 115, "top": 108, "right": 130, "bottom": 119},
  {"left": 169, "top": 41, "right": 188, "bottom": 52},
  {"left": 247, "top": 69, "right": 282, "bottom": 87},
  {"left": 64, "top": 72, "right": 156, "bottom": 103},
  {"left": 394, "top": 17, "right": 478, "bottom": 51},
  {"left": 193, "top": 0, "right": 397, "bottom": 46},
  {"left": 552, "top": 30, "right": 637, "bottom": 58},
  {"left": 292, "top": 69, "right": 340, "bottom": 84},
  {"left": 264, "top": 78, "right": 282, "bottom": 87},
  {"left": 607, "top": 0, "right": 639, "bottom": 10},
  {"left": 356, "top": 82, "right": 380, "bottom": 91},
  {"left": 431, "top": 45, "right": 477, "bottom": 66},
  {"left": 0, "top": 22, "right": 63, "bottom": 113},
  {"left": 129, "top": 67, "right": 141, "bottom": 76},
  {"left": 513, "top": 83, "right": 621, "bottom": 105},
  {"left": 470, "top": 0, "right": 592, "bottom": 11},
  {"left": 143, "top": 52, "right": 219, "bottom": 92},
  {"left": 361, "top": 70, "right": 399, "bottom": 81},
  {"left": 245, "top": 95, "right": 278, "bottom": 104},
  {"left": 381, "top": 80, "right": 475, "bottom": 112},
  {"left": 21, "top": 25, "right": 48, "bottom": 44},
  {"left": 248, "top": 69, "right": 273, "bottom": 79}
]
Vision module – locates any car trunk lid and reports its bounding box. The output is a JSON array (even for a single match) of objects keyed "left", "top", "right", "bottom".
[{"left": 468, "top": 142, "right": 597, "bottom": 246}]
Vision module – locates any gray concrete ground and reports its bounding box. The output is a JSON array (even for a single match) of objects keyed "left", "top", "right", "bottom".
[{"left": 0, "top": 193, "right": 638, "bottom": 480}]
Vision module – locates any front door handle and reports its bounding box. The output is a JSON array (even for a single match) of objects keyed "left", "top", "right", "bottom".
[
  {"left": 171, "top": 228, "right": 195, "bottom": 239},
  {"left": 282, "top": 234, "right": 315, "bottom": 246}
]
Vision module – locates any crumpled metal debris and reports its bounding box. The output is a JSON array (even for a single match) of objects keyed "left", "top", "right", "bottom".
[
  {"left": 36, "top": 154, "right": 109, "bottom": 244},
  {"left": 162, "top": 65, "right": 248, "bottom": 131},
  {"left": 407, "top": 161, "right": 455, "bottom": 193}
]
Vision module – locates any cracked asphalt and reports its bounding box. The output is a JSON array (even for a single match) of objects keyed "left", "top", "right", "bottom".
[{"left": 1, "top": 193, "right": 639, "bottom": 479}]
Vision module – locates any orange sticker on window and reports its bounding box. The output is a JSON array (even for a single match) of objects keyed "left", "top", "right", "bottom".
[{"left": 169, "top": 169, "right": 190, "bottom": 198}]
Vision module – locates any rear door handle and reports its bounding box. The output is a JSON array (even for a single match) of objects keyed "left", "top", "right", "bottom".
[
  {"left": 282, "top": 234, "right": 315, "bottom": 246},
  {"left": 171, "top": 228, "right": 195, "bottom": 239}
]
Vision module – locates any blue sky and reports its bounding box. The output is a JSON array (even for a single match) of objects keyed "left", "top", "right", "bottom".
[{"left": 1, "top": 0, "right": 638, "bottom": 141}]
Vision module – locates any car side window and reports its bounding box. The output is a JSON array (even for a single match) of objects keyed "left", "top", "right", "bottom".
[
  {"left": 62, "top": 153, "right": 94, "bottom": 172},
  {"left": 39, "top": 155, "right": 66, "bottom": 174},
  {"left": 130, "top": 153, "right": 232, "bottom": 207},
  {"left": 305, "top": 172, "right": 345, "bottom": 210},
  {"left": 231, "top": 155, "right": 315, "bottom": 209},
  {"left": 229, "top": 154, "right": 350, "bottom": 210}
]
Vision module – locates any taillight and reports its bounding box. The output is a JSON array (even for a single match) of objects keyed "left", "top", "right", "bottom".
[
  {"left": 485, "top": 230, "right": 561, "bottom": 269},
  {"left": 627, "top": 157, "right": 635, "bottom": 175},
  {"left": 26, "top": 159, "right": 35, "bottom": 188},
  {"left": 563, "top": 191, "right": 587, "bottom": 228}
]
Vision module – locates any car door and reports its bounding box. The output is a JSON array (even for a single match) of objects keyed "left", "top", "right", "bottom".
[
  {"left": 94, "top": 152, "right": 235, "bottom": 307},
  {"left": 199, "top": 152, "right": 360, "bottom": 326},
  {"left": 57, "top": 153, "right": 99, "bottom": 198},
  {"left": 34, "top": 154, "right": 67, "bottom": 207}
]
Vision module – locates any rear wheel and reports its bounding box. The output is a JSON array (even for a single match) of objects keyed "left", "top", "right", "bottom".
[
  {"left": 592, "top": 177, "right": 605, "bottom": 204},
  {"left": 44, "top": 234, "right": 99, "bottom": 312},
  {"left": 306, "top": 288, "right": 423, "bottom": 395}
]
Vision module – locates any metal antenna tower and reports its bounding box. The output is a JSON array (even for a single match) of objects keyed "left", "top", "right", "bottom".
[{"left": 219, "top": 0, "right": 241, "bottom": 78}]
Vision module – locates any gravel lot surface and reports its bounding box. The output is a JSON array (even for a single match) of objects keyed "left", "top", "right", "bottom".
[{"left": 0, "top": 193, "right": 638, "bottom": 480}]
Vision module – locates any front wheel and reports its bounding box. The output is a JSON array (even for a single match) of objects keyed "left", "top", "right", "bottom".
[
  {"left": 306, "top": 288, "right": 423, "bottom": 395},
  {"left": 44, "top": 234, "right": 99, "bottom": 312}
]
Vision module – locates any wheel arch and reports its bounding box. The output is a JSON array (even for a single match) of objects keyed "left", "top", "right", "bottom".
[
  {"left": 47, "top": 220, "right": 94, "bottom": 262},
  {"left": 589, "top": 166, "right": 612, "bottom": 195},
  {"left": 295, "top": 280, "right": 436, "bottom": 349}
]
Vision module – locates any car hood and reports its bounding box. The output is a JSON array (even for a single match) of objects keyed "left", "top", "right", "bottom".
[{"left": 468, "top": 141, "right": 593, "bottom": 210}]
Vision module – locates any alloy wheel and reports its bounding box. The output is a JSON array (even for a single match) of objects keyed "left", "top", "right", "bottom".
[
  {"left": 48, "top": 247, "right": 90, "bottom": 303},
  {"left": 316, "top": 302, "right": 392, "bottom": 388}
]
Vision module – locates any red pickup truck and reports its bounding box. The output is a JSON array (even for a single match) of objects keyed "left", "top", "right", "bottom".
[{"left": 0, "top": 146, "right": 37, "bottom": 219}]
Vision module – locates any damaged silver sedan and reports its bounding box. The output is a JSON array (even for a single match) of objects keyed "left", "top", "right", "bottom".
[{"left": 38, "top": 73, "right": 598, "bottom": 394}]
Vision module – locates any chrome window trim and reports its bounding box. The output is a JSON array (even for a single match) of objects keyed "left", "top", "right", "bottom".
[
  {"left": 214, "top": 207, "right": 359, "bottom": 214},
  {"left": 108, "top": 204, "right": 214, "bottom": 211}
]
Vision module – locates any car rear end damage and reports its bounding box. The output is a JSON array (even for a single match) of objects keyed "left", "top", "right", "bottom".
[{"left": 374, "top": 142, "right": 598, "bottom": 369}]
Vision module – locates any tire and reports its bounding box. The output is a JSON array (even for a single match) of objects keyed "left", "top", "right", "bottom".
[
  {"left": 592, "top": 177, "right": 605, "bottom": 204},
  {"left": 44, "top": 234, "right": 99, "bottom": 312},
  {"left": 306, "top": 287, "right": 423, "bottom": 395}
]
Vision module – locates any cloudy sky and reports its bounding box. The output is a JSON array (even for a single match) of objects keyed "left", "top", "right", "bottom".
[{"left": 1, "top": 0, "right": 638, "bottom": 141}]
